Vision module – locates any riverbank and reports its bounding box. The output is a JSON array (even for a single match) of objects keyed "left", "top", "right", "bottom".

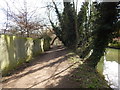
[{"left": 66, "top": 52, "right": 112, "bottom": 88}]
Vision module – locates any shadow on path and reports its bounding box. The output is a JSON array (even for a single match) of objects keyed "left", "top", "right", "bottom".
[
  {"left": 44, "top": 62, "right": 111, "bottom": 88},
  {"left": 2, "top": 46, "right": 110, "bottom": 89},
  {"left": 26, "top": 62, "right": 79, "bottom": 89},
  {"left": 2, "top": 46, "right": 71, "bottom": 84}
]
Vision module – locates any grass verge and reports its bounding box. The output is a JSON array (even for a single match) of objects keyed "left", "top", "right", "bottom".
[{"left": 67, "top": 51, "right": 112, "bottom": 89}]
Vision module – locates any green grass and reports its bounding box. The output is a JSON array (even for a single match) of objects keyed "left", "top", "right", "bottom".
[
  {"left": 72, "top": 64, "right": 110, "bottom": 88},
  {"left": 108, "top": 42, "right": 120, "bottom": 49},
  {"left": 67, "top": 51, "right": 111, "bottom": 88},
  {"left": 106, "top": 48, "right": 120, "bottom": 63}
]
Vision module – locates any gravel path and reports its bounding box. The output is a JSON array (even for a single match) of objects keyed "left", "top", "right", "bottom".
[{"left": 2, "top": 46, "right": 80, "bottom": 88}]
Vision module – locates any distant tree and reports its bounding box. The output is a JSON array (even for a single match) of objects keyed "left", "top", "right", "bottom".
[{"left": 2, "top": 0, "right": 45, "bottom": 37}]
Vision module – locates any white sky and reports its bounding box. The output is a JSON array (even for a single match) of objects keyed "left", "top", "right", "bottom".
[{"left": 0, "top": 0, "right": 85, "bottom": 29}]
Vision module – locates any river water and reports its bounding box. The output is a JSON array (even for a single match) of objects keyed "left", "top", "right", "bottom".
[{"left": 97, "top": 48, "right": 120, "bottom": 89}]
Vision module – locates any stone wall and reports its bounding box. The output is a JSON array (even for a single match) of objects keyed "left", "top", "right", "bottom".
[{"left": 0, "top": 35, "right": 51, "bottom": 75}]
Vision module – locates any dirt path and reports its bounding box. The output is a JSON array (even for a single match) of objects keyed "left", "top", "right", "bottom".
[{"left": 2, "top": 46, "right": 80, "bottom": 88}]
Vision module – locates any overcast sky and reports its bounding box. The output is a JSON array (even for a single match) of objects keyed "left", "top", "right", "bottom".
[
  {"left": 0, "top": 0, "right": 85, "bottom": 29},
  {"left": 0, "top": 0, "right": 47, "bottom": 29},
  {"left": 0, "top": 0, "right": 119, "bottom": 29}
]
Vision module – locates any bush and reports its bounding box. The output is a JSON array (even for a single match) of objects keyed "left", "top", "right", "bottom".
[{"left": 108, "top": 40, "right": 120, "bottom": 49}]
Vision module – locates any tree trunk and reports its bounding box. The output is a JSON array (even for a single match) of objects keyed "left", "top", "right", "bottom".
[
  {"left": 85, "top": 49, "right": 104, "bottom": 68},
  {"left": 84, "top": 2, "right": 118, "bottom": 68},
  {"left": 51, "top": 36, "right": 57, "bottom": 45}
]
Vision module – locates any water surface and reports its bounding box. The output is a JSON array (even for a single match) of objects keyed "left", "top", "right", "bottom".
[{"left": 97, "top": 48, "right": 120, "bottom": 89}]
